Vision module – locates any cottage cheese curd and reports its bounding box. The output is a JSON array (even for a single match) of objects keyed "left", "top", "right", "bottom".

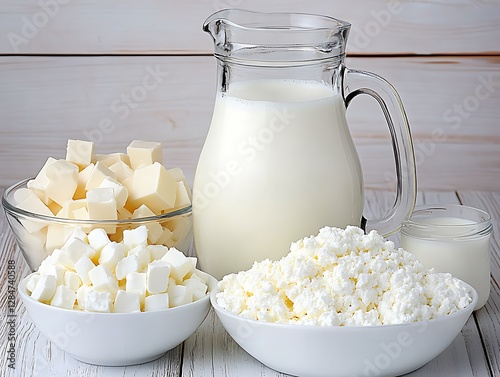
[{"left": 216, "top": 226, "right": 473, "bottom": 326}]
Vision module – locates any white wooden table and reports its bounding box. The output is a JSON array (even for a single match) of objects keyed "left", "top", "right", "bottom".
[{"left": 1, "top": 190, "right": 499, "bottom": 377}]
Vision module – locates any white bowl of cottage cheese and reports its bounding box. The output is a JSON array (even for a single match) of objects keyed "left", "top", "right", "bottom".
[{"left": 212, "top": 226, "right": 477, "bottom": 377}]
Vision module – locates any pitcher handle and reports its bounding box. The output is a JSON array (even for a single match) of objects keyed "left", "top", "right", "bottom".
[{"left": 342, "top": 67, "right": 417, "bottom": 237}]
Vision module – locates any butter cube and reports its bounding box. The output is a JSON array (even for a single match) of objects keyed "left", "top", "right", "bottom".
[
  {"left": 168, "top": 285, "right": 193, "bottom": 307},
  {"left": 182, "top": 277, "right": 208, "bottom": 301},
  {"left": 147, "top": 260, "right": 171, "bottom": 294},
  {"left": 66, "top": 139, "right": 94, "bottom": 169},
  {"left": 144, "top": 293, "right": 169, "bottom": 312},
  {"left": 45, "top": 160, "right": 79, "bottom": 206},
  {"left": 27, "top": 157, "right": 57, "bottom": 205},
  {"left": 174, "top": 181, "right": 192, "bottom": 209},
  {"left": 51, "top": 248, "right": 74, "bottom": 269},
  {"left": 125, "top": 272, "right": 147, "bottom": 304},
  {"left": 127, "top": 140, "right": 162, "bottom": 170},
  {"left": 64, "top": 271, "right": 82, "bottom": 292},
  {"left": 99, "top": 153, "right": 130, "bottom": 168},
  {"left": 88, "top": 265, "right": 119, "bottom": 294},
  {"left": 128, "top": 245, "right": 151, "bottom": 271},
  {"left": 98, "top": 242, "right": 127, "bottom": 270},
  {"left": 16, "top": 191, "right": 53, "bottom": 233},
  {"left": 161, "top": 248, "right": 193, "bottom": 283},
  {"left": 132, "top": 205, "right": 163, "bottom": 243},
  {"left": 86, "top": 188, "right": 117, "bottom": 232},
  {"left": 116, "top": 254, "right": 140, "bottom": 280},
  {"left": 123, "top": 226, "right": 148, "bottom": 249},
  {"left": 26, "top": 274, "right": 41, "bottom": 293},
  {"left": 30, "top": 275, "right": 57, "bottom": 303},
  {"left": 56, "top": 199, "right": 87, "bottom": 219},
  {"left": 108, "top": 161, "right": 133, "bottom": 183},
  {"left": 74, "top": 256, "right": 95, "bottom": 285},
  {"left": 85, "top": 161, "right": 117, "bottom": 191},
  {"left": 147, "top": 245, "right": 169, "bottom": 261},
  {"left": 114, "top": 291, "right": 140, "bottom": 313},
  {"left": 83, "top": 289, "right": 112, "bottom": 313},
  {"left": 87, "top": 228, "right": 111, "bottom": 252},
  {"left": 50, "top": 285, "right": 76, "bottom": 309},
  {"left": 74, "top": 163, "right": 94, "bottom": 199},
  {"left": 98, "top": 177, "right": 128, "bottom": 208},
  {"left": 129, "top": 163, "right": 176, "bottom": 213},
  {"left": 64, "top": 237, "right": 95, "bottom": 263}
]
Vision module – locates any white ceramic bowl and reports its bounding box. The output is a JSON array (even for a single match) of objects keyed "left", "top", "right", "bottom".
[
  {"left": 19, "top": 271, "right": 218, "bottom": 366},
  {"left": 211, "top": 284, "right": 477, "bottom": 377}
]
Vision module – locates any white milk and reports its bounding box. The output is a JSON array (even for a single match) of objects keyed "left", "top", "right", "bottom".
[
  {"left": 193, "top": 80, "right": 363, "bottom": 279},
  {"left": 401, "top": 216, "right": 491, "bottom": 310}
]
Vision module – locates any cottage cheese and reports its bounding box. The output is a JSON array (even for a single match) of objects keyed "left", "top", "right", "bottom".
[{"left": 216, "top": 226, "right": 473, "bottom": 326}]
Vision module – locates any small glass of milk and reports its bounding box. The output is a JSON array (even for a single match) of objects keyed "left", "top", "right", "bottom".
[{"left": 401, "top": 204, "right": 492, "bottom": 310}]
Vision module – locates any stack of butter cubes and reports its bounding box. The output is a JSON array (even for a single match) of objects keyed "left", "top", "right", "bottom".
[
  {"left": 25, "top": 226, "right": 209, "bottom": 312},
  {"left": 12, "top": 140, "right": 192, "bottom": 253}
]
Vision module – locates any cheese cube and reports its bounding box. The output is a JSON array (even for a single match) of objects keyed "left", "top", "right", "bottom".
[
  {"left": 98, "top": 177, "right": 128, "bottom": 208},
  {"left": 45, "top": 160, "right": 79, "bottom": 206},
  {"left": 87, "top": 228, "right": 111, "bottom": 252},
  {"left": 48, "top": 201, "right": 62, "bottom": 215},
  {"left": 123, "top": 226, "right": 148, "bottom": 249},
  {"left": 174, "top": 181, "right": 192, "bottom": 209},
  {"left": 74, "top": 256, "right": 95, "bottom": 285},
  {"left": 147, "top": 245, "right": 169, "bottom": 261},
  {"left": 72, "top": 207, "right": 90, "bottom": 227},
  {"left": 85, "top": 161, "right": 117, "bottom": 191},
  {"left": 127, "top": 140, "right": 162, "bottom": 170},
  {"left": 42, "top": 264, "right": 66, "bottom": 286},
  {"left": 114, "top": 291, "right": 140, "bottom": 313},
  {"left": 83, "top": 289, "right": 112, "bottom": 313},
  {"left": 144, "top": 293, "right": 169, "bottom": 312},
  {"left": 64, "top": 237, "right": 95, "bottom": 263},
  {"left": 63, "top": 226, "right": 88, "bottom": 245},
  {"left": 88, "top": 265, "right": 119, "bottom": 294},
  {"left": 12, "top": 187, "right": 34, "bottom": 206},
  {"left": 132, "top": 205, "right": 163, "bottom": 243},
  {"left": 56, "top": 199, "right": 87, "bottom": 219},
  {"left": 167, "top": 217, "right": 192, "bottom": 243},
  {"left": 64, "top": 271, "right": 82, "bottom": 292},
  {"left": 98, "top": 153, "right": 130, "bottom": 168},
  {"left": 30, "top": 275, "right": 57, "bottom": 303},
  {"left": 147, "top": 260, "right": 171, "bottom": 294},
  {"left": 26, "top": 274, "right": 41, "bottom": 293},
  {"left": 73, "top": 163, "right": 94, "bottom": 200},
  {"left": 27, "top": 157, "right": 57, "bottom": 205},
  {"left": 37, "top": 254, "right": 56, "bottom": 273},
  {"left": 19, "top": 229, "right": 47, "bottom": 268},
  {"left": 50, "top": 285, "right": 76, "bottom": 309},
  {"left": 168, "top": 285, "right": 193, "bottom": 307},
  {"left": 66, "top": 139, "right": 94, "bottom": 169},
  {"left": 109, "top": 161, "right": 134, "bottom": 183},
  {"left": 99, "top": 242, "right": 127, "bottom": 270},
  {"left": 76, "top": 285, "right": 90, "bottom": 310},
  {"left": 117, "top": 206, "right": 133, "bottom": 220},
  {"left": 125, "top": 272, "right": 147, "bottom": 304},
  {"left": 127, "top": 245, "right": 151, "bottom": 271},
  {"left": 161, "top": 248, "right": 193, "bottom": 283},
  {"left": 51, "top": 248, "right": 74, "bottom": 269},
  {"left": 129, "top": 163, "right": 176, "bottom": 213},
  {"left": 115, "top": 254, "right": 140, "bottom": 280},
  {"left": 86, "top": 188, "right": 117, "bottom": 232},
  {"left": 16, "top": 190, "right": 53, "bottom": 233},
  {"left": 157, "top": 227, "right": 174, "bottom": 246},
  {"left": 182, "top": 277, "right": 208, "bottom": 301}
]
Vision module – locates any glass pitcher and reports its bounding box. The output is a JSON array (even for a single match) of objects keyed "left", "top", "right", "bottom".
[{"left": 193, "top": 9, "right": 416, "bottom": 279}]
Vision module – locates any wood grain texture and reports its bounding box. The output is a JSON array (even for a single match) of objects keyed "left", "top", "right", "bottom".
[
  {"left": 0, "top": 55, "right": 499, "bottom": 191},
  {"left": 0, "top": 0, "right": 499, "bottom": 55}
]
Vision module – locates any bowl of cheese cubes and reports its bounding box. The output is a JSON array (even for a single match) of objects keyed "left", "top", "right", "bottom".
[
  {"left": 2, "top": 139, "right": 193, "bottom": 272},
  {"left": 18, "top": 226, "right": 218, "bottom": 365}
]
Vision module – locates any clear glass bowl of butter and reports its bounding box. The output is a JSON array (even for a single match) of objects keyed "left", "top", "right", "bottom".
[{"left": 2, "top": 178, "right": 193, "bottom": 272}]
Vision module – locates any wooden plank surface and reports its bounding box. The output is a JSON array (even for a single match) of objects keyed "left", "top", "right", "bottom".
[
  {"left": 0, "top": 55, "right": 499, "bottom": 191},
  {"left": 1, "top": 188, "right": 498, "bottom": 376},
  {"left": 0, "top": 0, "right": 499, "bottom": 55}
]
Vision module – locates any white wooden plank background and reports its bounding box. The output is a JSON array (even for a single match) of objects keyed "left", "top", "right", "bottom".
[
  {"left": 1, "top": 189, "right": 498, "bottom": 377},
  {"left": 1, "top": 0, "right": 499, "bottom": 55}
]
